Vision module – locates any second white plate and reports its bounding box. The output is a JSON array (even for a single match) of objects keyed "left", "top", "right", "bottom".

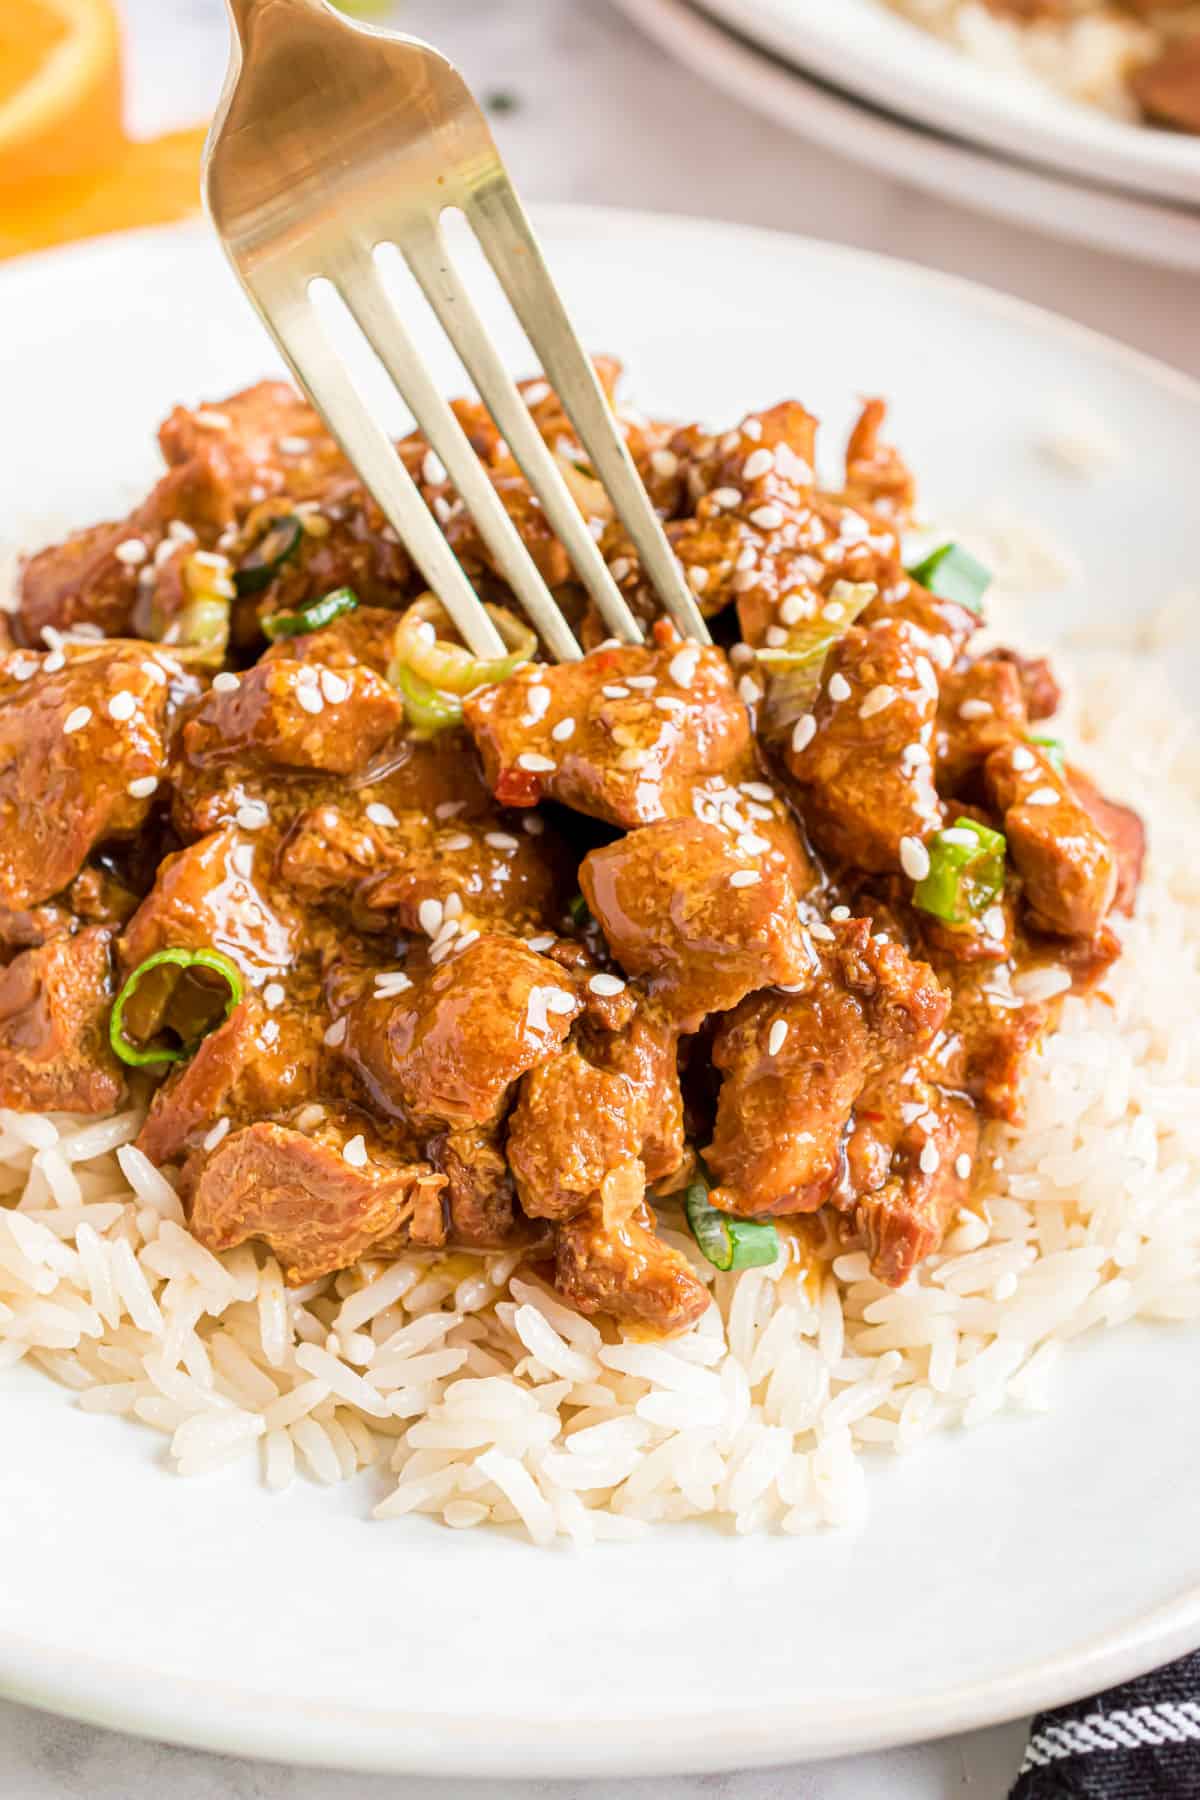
[{"left": 615, "top": 0, "right": 1200, "bottom": 270}]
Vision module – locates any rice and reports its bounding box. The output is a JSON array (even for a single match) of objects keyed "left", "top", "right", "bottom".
[{"left": 882, "top": 0, "right": 1184, "bottom": 121}]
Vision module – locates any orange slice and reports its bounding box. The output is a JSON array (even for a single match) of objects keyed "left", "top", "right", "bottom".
[{"left": 0, "top": 0, "right": 208, "bottom": 261}]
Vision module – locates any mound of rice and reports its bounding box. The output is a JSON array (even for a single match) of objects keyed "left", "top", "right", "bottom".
[
  {"left": 0, "top": 646, "right": 1197, "bottom": 1545},
  {"left": 884, "top": 0, "right": 1165, "bottom": 121}
]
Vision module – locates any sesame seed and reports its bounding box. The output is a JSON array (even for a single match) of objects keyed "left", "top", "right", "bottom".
[
  {"left": 517, "top": 752, "right": 555, "bottom": 773},
  {"left": 729, "top": 870, "right": 760, "bottom": 888},
  {"left": 127, "top": 776, "right": 158, "bottom": 799},
  {"left": 343, "top": 1134, "right": 369, "bottom": 1168},
  {"left": 485, "top": 832, "right": 520, "bottom": 851},
  {"left": 442, "top": 834, "right": 473, "bottom": 852},
  {"left": 422, "top": 448, "right": 447, "bottom": 486},
  {"left": 982, "top": 906, "right": 1006, "bottom": 938},
  {"left": 830, "top": 905, "right": 851, "bottom": 921},
  {"left": 277, "top": 435, "right": 310, "bottom": 455},
  {"left": 523, "top": 816, "right": 545, "bottom": 835},
  {"left": 320, "top": 669, "right": 350, "bottom": 705},
  {"left": 808, "top": 921, "right": 836, "bottom": 943},
  {"left": 167, "top": 520, "right": 196, "bottom": 544},
  {"left": 432, "top": 917, "right": 460, "bottom": 948},
  {"left": 1025, "top": 786, "right": 1060, "bottom": 807},
  {"left": 668, "top": 649, "right": 700, "bottom": 689},
  {"left": 858, "top": 683, "right": 896, "bottom": 719},
  {"left": 324, "top": 1017, "right": 347, "bottom": 1048},
  {"left": 418, "top": 898, "right": 444, "bottom": 936},
  {"left": 588, "top": 972, "right": 627, "bottom": 997},
  {"left": 523, "top": 381, "right": 550, "bottom": 405},
  {"left": 958, "top": 698, "right": 993, "bottom": 721},
  {"left": 740, "top": 781, "right": 774, "bottom": 803},
  {"left": 941, "top": 827, "right": 981, "bottom": 848},
  {"left": 544, "top": 988, "right": 577, "bottom": 1015},
  {"left": 747, "top": 802, "right": 773, "bottom": 823},
  {"left": 527, "top": 935, "right": 556, "bottom": 952},
  {"left": 235, "top": 801, "right": 269, "bottom": 831},
  {"left": 791, "top": 714, "right": 817, "bottom": 754},
  {"left": 8, "top": 656, "right": 37, "bottom": 681},
  {"left": 63, "top": 706, "right": 91, "bottom": 734},
  {"left": 230, "top": 844, "right": 256, "bottom": 878},
  {"left": 779, "top": 592, "right": 808, "bottom": 626},
  {"left": 435, "top": 800, "right": 466, "bottom": 820},
  {"left": 1012, "top": 966, "right": 1072, "bottom": 1002},
  {"left": 296, "top": 686, "right": 324, "bottom": 715},
  {"left": 749, "top": 503, "right": 783, "bottom": 530},
  {"left": 190, "top": 549, "right": 229, "bottom": 573},
  {"left": 114, "top": 538, "right": 147, "bottom": 566},
  {"left": 899, "top": 836, "right": 931, "bottom": 882},
  {"left": 602, "top": 684, "right": 630, "bottom": 700},
  {"left": 711, "top": 486, "right": 741, "bottom": 510},
  {"left": 821, "top": 601, "right": 845, "bottom": 623},
  {"left": 524, "top": 685, "right": 551, "bottom": 721},
  {"left": 444, "top": 894, "right": 462, "bottom": 919},
  {"left": 828, "top": 673, "right": 851, "bottom": 704},
  {"left": 43, "top": 651, "right": 66, "bottom": 674},
  {"left": 1011, "top": 746, "right": 1036, "bottom": 772},
  {"left": 203, "top": 1117, "right": 231, "bottom": 1152},
  {"left": 737, "top": 832, "right": 771, "bottom": 856},
  {"left": 914, "top": 658, "right": 939, "bottom": 700},
  {"left": 650, "top": 448, "right": 678, "bottom": 478},
  {"left": 107, "top": 690, "right": 137, "bottom": 722},
  {"left": 366, "top": 801, "right": 399, "bottom": 829},
  {"left": 617, "top": 747, "right": 649, "bottom": 771},
  {"left": 686, "top": 566, "right": 709, "bottom": 595},
  {"left": 742, "top": 418, "right": 763, "bottom": 441},
  {"left": 919, "top": 1143, "right": 941, "bottom": 1175},
  {"left": 767, "top": 1019, "right": 789, "bottom": 1057},
  {"left": 609, "top": 557, "right": 632, "bottom": 583},
  {"left": 743, "top": 447, "right": 775, "bottom": 482},
  {"left": 955, "top": 1153, "right": 973, "bottom": 1180},
  {"left": 655, "top": 695, "right": 685, "bottom": 713},
  {"left": 374, "top": 971, "right": 412, "bottom": 995},
  {"left": 141, "top": 660, "right": 168, "bottom": 686},
  {"left": 765, "top": 626, "right": 788, "bottom": 648},
  {"left": 625, "top": 675, "right": 657, "bottom": 691},
  {"left": 900, "top": 742, "right": 930, "bottom": 771},
  {"left": 737, "top": 674, "right": 760, "bottom": 707},
  {"left": 929, "top": 634, "right": 954, "bottom": 670},
  {"left": 263, "top": 982, "right": 285, "bottom": 1010},
  {"left": 212, "top": 671, "right": 240, "bottom": 694}
]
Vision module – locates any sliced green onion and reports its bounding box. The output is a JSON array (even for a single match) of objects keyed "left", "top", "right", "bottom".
[
  {"left": 756, "top": 579, "right": 877, "bottom": 736},
  {"left": 684, "top": 1173, "right": 779, "bottom": 1274},
  {"left": 1029, "top": 734, "right": 1066, "bottom": 777},
  {"left": 388, "top": 661, "right": 463, "bottom": 736},
  {"left": 234, "top": 515, "right": 303, "bottom": 597},
  {"left": 392, "top": 595, "right": 536, "bottom": 698},
  {"left": 567, "top": 893, "right": 591, "bottom": 926},
  {"left": 109, "top": 947, "right": 243, "bottom": 1068},
  {"left": 913, "top": 817, "right": 1006, "bottom": 928},
  {"left": 906, "top": 542, "right": 992, "bottom": 615},
  {"left": 262, "top": 586, "right": 359, "bottom": 641}
]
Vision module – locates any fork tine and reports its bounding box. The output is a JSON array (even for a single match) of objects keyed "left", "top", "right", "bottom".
[
  {"left": 334, "top": 255, "right": 582, "bottom": 664},
  {"left": 462, "top": 184, "right": 712, "bottom": 648},
  {"left": 239, "top": 266, "right": 507, "bottom": 660},
  {"left": 402, "top": 223, "right": 647, "bottom": 648}
]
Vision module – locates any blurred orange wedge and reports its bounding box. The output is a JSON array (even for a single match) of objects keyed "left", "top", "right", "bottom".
[{"left": 0, "top": 0, "right": 208, "bottom": 260}]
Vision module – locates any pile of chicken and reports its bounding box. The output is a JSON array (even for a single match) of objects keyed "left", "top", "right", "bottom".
[{"left": 0, "top": 364, "right": 1144, "bottom": 1335}]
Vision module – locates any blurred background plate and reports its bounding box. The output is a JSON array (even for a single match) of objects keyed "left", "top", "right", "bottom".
[
  {"left": 614, "top": 0, "right": 1200, "bottom": 269},
  {"left": 671, "top": 0, "right": 1200, "bottom": 206}
]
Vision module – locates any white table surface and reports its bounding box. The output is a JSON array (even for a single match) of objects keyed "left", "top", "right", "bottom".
[{"left": 3, "top": 2, "right": 1194, "bottom": 1795}]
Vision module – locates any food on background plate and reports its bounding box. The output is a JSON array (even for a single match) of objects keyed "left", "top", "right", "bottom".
[
  {"left": 883, "top": 0, "right": 1200, "bottom": 135},
  {"left": 0, "top": 357, "right": 1188, "bottom": 1546}
]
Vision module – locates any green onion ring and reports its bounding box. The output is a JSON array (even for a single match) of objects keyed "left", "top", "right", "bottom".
[
  {"left": 683, "top": 1171, "right": 779, "bottom": 1273},
  {"left": 262, "top": 586, "right": 359, "bottom": 641},
  {"left": 109, "top": 947, "right": 244, "bottom": 1068},
  {"left": 906, "top": 542, "right": 992, "bottom": 615}
]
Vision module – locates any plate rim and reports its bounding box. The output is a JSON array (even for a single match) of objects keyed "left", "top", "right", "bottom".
[
  {"left": 2, "top": 205, "right": 1200, "bottom": 1776},
  {"left": 689, "top": 0, "right": 1200, "bottom": 206},
  {"left": 612, "top": 0, "right": 1200, "bottom": 272}
]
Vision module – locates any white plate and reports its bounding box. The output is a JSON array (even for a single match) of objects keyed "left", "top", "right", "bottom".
[
  {"left": 615, "top": 0, "right": 1200, "bottom": 270},
  {"left": 690, "top": 0, "right": 1200, "bottom": 207},
  {"left": 1, "top": 209, "right": 1199, "bottom": 1778}
]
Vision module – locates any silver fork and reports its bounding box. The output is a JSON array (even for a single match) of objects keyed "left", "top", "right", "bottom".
[{"left": 203, "top": 0, "right": 710, "bottom": 662}]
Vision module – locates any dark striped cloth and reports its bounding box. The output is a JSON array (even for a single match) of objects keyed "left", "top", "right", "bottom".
[{"left": 1010, "top": 1655, "right": 1200, "bottom": 1797}]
